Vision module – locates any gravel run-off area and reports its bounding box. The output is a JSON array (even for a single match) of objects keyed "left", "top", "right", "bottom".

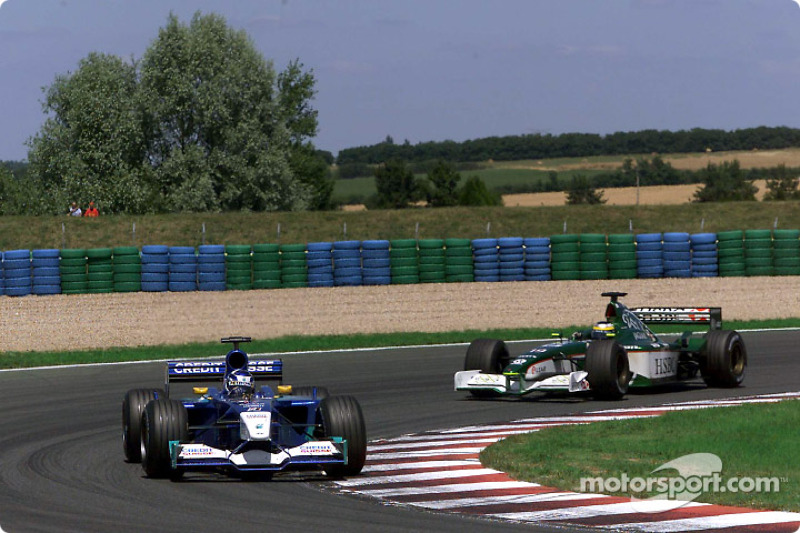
[{"left": 2, "top": 276, "right": 799, "bottom": 353}]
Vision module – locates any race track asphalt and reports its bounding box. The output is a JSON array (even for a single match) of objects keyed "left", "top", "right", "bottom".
[{"left": 0, "top": 330, "right": 796, "bottom": 533}]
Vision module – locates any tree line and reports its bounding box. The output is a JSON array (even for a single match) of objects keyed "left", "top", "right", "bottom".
[{"left": 337, "top": 127, "right": 800, "bottom": 168}]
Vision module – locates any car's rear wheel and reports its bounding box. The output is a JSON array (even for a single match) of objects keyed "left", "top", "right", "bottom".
[
  {"left": 122, "top": 388, "right": 165, "bottom": 463},
  {"left": 141, "top": 399, "right": 188, "bottom": 480},
  {"left": 702, "top": 330, "right": 747, "bottom": 387},
  {"left": 464, "top": 338, "right": 509, "bottom": 397},
  {"left": 585, "top": 340, "right": 631, "bottom": 400},
  {"left": 319, "top": 396, "right": 366, "bottom": 478}
]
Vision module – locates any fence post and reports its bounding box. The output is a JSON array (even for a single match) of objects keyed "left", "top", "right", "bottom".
[
  {"left": 486, "top": 222, "right": 491, "bottom": 237},
  {"left": 277, "top": 223, "right": 281, "bottom": 243},
  {"left": 201, "top": 223, "right": 206, "bottom": 245},
  {"left": 774, "top": 217, "right": 779, "bottom": 229},
  {"left": 343, "top": 222, "right": 346, "bottom": 240},
  {"left": 700, "top": 218, "right": 705, "bottom": 231},
  {"left": 132, "top": 222, "right": 136, "bottom": 246},
  {"left": 415, "top": 222, "right": 419, "bottom": 240},
  {"left": 629, "top": 219, "right": 633, "bottom": 233},
  {"left": 62, "top": 223, "right": 66, "bottom": 249},
  {"left": 563, "top": 220, "right": 567, "bottom": 234}
]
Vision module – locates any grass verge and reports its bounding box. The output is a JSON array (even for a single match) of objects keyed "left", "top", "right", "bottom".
[
  {"left": 1, "top": 318, "right": 798, "bottom": 370},
  {"left": 480, "top": 401, "right": 799, "bottom": 511}
]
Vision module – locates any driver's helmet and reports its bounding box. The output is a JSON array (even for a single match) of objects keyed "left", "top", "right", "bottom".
[
  {"left": 225, "top": 369, "right": 254, "bottom": 398},
  {"left": 591, "top": 321, "right": 616, "bottom": 340}
]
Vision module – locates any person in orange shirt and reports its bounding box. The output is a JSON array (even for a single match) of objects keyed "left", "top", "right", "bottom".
[{"left": 84, "top": 201, "right": 99, "bottom": 217}]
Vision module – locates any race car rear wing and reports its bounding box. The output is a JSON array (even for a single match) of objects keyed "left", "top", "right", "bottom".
[
  {"left": 630, "top": 307, "right": 722, "bottom": 330},
  {"left": 164, "top": 358, "right": 283, "bottom": 395}
]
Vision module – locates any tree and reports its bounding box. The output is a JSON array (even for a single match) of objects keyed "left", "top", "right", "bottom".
[
  {"left": 763, "top": 165, "right": 800, "bottom": 201},
  {"left": 566, "top": 175, "right": 606, "bottom": 205},
  {"left": 425, "top": 160, "right": 461, "bottom": 207},
  {"left": 693, "top": 161, "right": 757, "bottom": 202},
  {"left": 374, "top": 159, "right": 422, "bottom": 208},
  {"left": 458, "top": 176, "right": 503, "bottom": 206},
  {"left": 26, "top": 12, "right": 321, "bottom": 214}
]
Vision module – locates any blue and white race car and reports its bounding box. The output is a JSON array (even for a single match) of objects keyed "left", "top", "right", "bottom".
[{"left": 122, "top": 337, "right": 366, "bottom": 480}]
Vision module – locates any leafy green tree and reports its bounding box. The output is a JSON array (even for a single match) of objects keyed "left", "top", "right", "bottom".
[
  {"left": 763, "top": 165, "right": 800, "bottom": 201},
  {"left": 458, "top": 176, "right": 503, "bottom": 206},
  {"left": 566, "top": 175, "right": 606, "bottom": 205},
  {"left": 374, "top": 159, "right": 422, "bottom": 208},
  {"left": 693, "top": 161, "right": 757, "bottom": 202},
  {"left": 27, "top": 52, "right": 149, "bottom": 214},
  {"left": 425, "top": 160, "right": 461, "bottom": 207}
]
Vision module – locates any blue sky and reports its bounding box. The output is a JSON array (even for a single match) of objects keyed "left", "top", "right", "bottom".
[{"left": 1, "top": 0, "right": 799, "bottom": 161}]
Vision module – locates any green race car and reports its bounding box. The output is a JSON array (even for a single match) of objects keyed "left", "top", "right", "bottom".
[{"left": 454, "top": 292, "right": 747, "bottom": 400}]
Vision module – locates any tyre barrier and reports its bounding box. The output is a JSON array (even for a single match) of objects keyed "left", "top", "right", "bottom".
[
  {"left": 690, "top": 233, "right": 718, "bottom": 278},
  {"left": 333, "top": 241, "right": 360, "bottom": 287},
  {"left": 744, "top": 229, "right": 773, "bottom": 277},
  {"left": 280, "top": 243, "right": 308, "bottom": 288},
  {"left": 168, "top": 246, "right": 197, "bottom": 292},
  {"left": 252, "top": 243, "right": 281, "bottom": 289},
  {"left": 4, "top": 249, "right": 31, "bottom": 297},
  {"left": 362, "top": 240, "right": 390, "bottom": 286},
  {"left": 662, "top": 232, "right": 691, "bottom": 278},
  {"left": 418, "top": 239, "right": 446, "bottom": 283},
  {"left": 32, "top": 249, "right": 61, "bottom": 295},
  {"left": 196, "top": 244, "right": 225, "bottom": 291},
  {"left": 305, "top": 242, "right": 333, "bottom": 288},
  {"left": 472, "top": 238, "right": 499, "bottom": 282},
  {"left": 523, "top": 237, "right": 551, "bottom": 281},
  {"left": 226, "top": 244, "right": 252, "bottom": 291},
  {"left": 113, "top": 246, "right": 141, "bottom": 293},
  {"left": 390, "top": 239, "right": 419, "bottom": 284},
  {"left": 498, "top": 237, "right": 524, "bottom": 282},
  {"left": 140, "top": 245, "right": 169, "bottom": 292},
  {"left": 607, "top": 233, "right": 636, "bottom": 280},
  {"left": 772, "top": 229, "right": 800, "bottom": 276},
  {"left": 445, "top": 238, "right": 474, "bottom": 283},
  {"left": 550, "top": 234, "right": 580, "bottom": 281},
  {"left": 636, "top": 233, "right": 663, "bottom": 278},
  {"left": 579, "top": 233, "right": 608, "bottom": 281}
]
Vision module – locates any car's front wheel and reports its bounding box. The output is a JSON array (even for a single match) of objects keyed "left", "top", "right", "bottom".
[
  {"left": 319, "top": 395, "right": 366, "bottom": 478},
  {"left": 122, "top": 388, "right": 165, "bottom": 463},
  {"left": 702, "top": 330, "right": 747, "bottom": 387},
  {"left": 141, "top": 399, "right": 188, "bottom": 480}
]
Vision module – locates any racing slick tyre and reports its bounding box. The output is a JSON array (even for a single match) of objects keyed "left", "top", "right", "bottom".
[
  {"left": 122, "top": 388, "right": 165, "bottom": 463},
  {"left": 319, "top": 396, "right": 367, "bottom": 478},
  {"left": 141, "top": 399, "right": 189, "bottom": 480},
  {"left": 464, "top": 339, "right": 510, "bottom": 398},
  {"left": 585, "top": 340, "right": 631, "bottom": 400},
  {"left": 701, "top": 330, "right": 747, "bottom": 388},
  {"left": 292, "top": 386, "right": 330, "bottom": 400}
]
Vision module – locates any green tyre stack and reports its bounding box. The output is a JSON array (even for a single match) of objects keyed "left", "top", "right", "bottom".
[
  {"left": 607, "top": 233, "right": 637, "bottom": 279},
  {"left": 716, "top": 230, "right": 745, "bottom": 277},
  {"left": 390, "top": 239, "right": 419, "bottom": 284},
  {"left": 252, "top": 243, "right": 281, "bottom": 289},
  {"left": 579, "top": 233, "right": 608, "bottom": 280},
  {"left": 87, "top": 248, "right": 113, "bottom": 293},
  {"left": 444, "top": 238, "right": 473, "bottom": 283},
  {"left": 550, "top": 234, "right": 580, "bottom": 281},
  {"left": 225, "top": 244, "right": 252, "bottom": 290},
  {"left": 418, "top": 239, "right": 446, "bottom": 283},
  {"left": 744, "top": 229, "right": 773, "bottom": 277},
  {"left": 772, "top": 229, "right": 800, "bottom": 276},
  {"left": 280, "top": 243, "right": 308, "bottom": 288},
  {"left": 60, "top": 249, "right": 88, "bottom": 294},
  {"left": 112, "top": 246, "right": 141, "bottom": 292}
]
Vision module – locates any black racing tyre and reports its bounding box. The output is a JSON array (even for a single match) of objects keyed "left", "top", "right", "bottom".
[
  {"left": 702, "top": 330, "right": 747, "bottom": 387},
  {"left": 585, "top": 340, "right": 631, "bottom": 400},
  {"left": 141, "top": 399, "right": 189, "bottom": 479},
  {"left": 319, "top": 396, "right": 367, "bottom": 478},
  {"left": 463, "top": 339, "right": 510, "bottom": 398},
  {"left": 292, "top": 386, "right": 330, "bottom": 400},
  {"left": 122, "top": 388, "right": 165, "bottom": 463}
]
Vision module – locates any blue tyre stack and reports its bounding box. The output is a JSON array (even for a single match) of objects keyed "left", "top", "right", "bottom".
[
  {"left": 690, "top": 233, "right": 718, "bottom": 277},
  {"left": 498, "top": 237, "right": 525, "bottom": 282},
  {"left": 306, "top": 242, "right": 334, "bottom": 287},
  {"left": 361, "top": 240, "right": 391, "bottom": 285},
  {"left": 333, "top": 240, "right": 362, "bottom": 286},
  {"left": 4, "top": 249, "right": 32, "bottom": 297},
  {"left": 32, "top": 249, "right": 61, "bottom": 295},
  {"left": 168, "top": 246, "right": 197, "bottom": 292},
  {"left": 662, "top": 232, "right": 692, "bottom": 278},
  {"left": 0, "top": 252, "right": 3, "bottom": 295},
  {"left": 195, "top": 245, "right": 225, "bottom": 291},
  {"left": 472, "top": 238, "right": 499, "bottom": 282},
  {"left": 141, "top": 245, "right": 169, "bottom": 292},
  {"left": 523, "top": 237, "right": 551, "bottom": 281},
  {"left": 636, "top": 233, "right": 663, "bottom": 278}
]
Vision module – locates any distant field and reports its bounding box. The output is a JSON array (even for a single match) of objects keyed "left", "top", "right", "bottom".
[{"left": 333, "top": 148, "right": 800, "bottom": 204}]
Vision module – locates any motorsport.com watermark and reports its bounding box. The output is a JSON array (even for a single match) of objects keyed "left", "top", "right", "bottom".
[{"left": 579, "top": 453, "right": 781, "bottom": 512}]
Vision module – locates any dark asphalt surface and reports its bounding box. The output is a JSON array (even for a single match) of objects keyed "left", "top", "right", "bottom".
[{"left": 0, "top": 330, "right": 796, "bottom": 533}]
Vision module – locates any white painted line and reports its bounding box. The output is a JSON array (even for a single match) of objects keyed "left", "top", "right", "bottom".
[
  {"left": 416, "top": 490, "right": 604, "bottom": 510},
  {"left": 367, "top": 448, "right": 485, "bottom": 460},
  {"left": 344, "top": 481, "right": 539, "bottom": 498},
  {"left": 367, "top": 437, "right": 500, "bottom": 452},
  {"left": 493, "top": 500, "right": 707, "bottom": 522},
  {"left": 335, "top": 467, "right": 502, "bottom": 487},
  {"left": 604, "top": 511, "right": 800, "bottom": 532},
  {"left": 383, "top": 428, "right": 545, "bottom": 442},
  {"left": 362, "top": 460, "right": 479, "bottom": 473}
]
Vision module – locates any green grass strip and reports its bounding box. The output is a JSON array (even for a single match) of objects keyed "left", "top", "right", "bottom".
[
  {"left": 1, "top": 318, "right": 799, "bottom": 369},
  {"left": 481, "top": 401, "right": 799, "bottom": 511}
]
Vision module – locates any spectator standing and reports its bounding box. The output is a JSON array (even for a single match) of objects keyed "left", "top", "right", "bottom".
[
  {"left": 68, "top": 202, "right": 82, "bottom": 216},
  {"left": 84, "top": 201, "right": 99, "bottom": 217}
]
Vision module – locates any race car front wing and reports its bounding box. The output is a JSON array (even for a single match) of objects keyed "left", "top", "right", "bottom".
[{"left": 454, "top": 370, "right": 591, "bottom": 396}]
